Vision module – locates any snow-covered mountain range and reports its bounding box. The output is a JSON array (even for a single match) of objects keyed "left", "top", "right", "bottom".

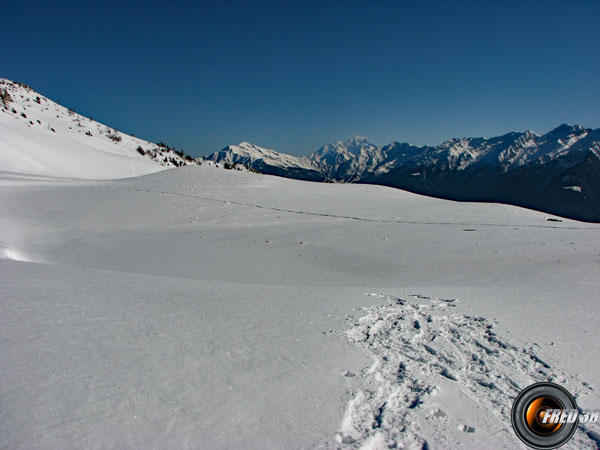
[
  {"left": 0, "top": 79, "right": 198, "bottom": 179},
  {"left": 205, "top": 127, "right": 600, "bottom": 222},
  {"left": 1, "top": 78, "right": 597, "bottom": 221}
]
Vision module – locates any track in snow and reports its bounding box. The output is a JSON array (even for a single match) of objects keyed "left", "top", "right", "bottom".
[
  {"left": 90, "top": 182, "right": 599, "bottom": 231},
  {"left": 326, "top": 294, "right": 598, "bottom": 450}
]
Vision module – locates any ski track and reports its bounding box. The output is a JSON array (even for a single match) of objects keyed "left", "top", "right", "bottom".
[
  {"left": 323, "top": 294, "right": 598, "bottom": 450},
  {"left": 87, "top": 182, "right": 599, "bottom": 231}
]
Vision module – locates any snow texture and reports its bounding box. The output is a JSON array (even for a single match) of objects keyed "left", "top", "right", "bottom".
[
  {"left": 328, "top": 294, "right": 597, "bottom": 449},
  {"left": 1, "top": 165, "right": 599, "bottom": 449}
]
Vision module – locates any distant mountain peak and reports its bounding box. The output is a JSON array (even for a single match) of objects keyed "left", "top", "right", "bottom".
[
  {"left": 313, "top": 136, "right": 378, "bottom": 156},
  {"left": 344, "top": 136, "right": 370, "bottom": 145},
  {"left": 550, "top": 123, "right": 586, "bottom": 135}
]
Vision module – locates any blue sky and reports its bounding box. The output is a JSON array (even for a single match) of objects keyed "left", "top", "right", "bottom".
[{"left": 2, "top": 0, "right": 599, "bottom": 157}]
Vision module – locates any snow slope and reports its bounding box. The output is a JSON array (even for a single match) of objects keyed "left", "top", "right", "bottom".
[
  {"left": 0, "top": 79, "right": 194, "bottom": 179},
  {"left": 1, "top": 165, "right": 599, "bottom": 449}
]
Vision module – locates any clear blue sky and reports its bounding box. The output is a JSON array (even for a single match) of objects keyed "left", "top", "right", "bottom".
[{"left": 2, "top": 0, "right": 599, "bottom": 157}]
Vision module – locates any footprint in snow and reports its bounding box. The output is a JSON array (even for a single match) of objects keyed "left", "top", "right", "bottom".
[{"left": 327, "top": 294, "right": 597, "bottom": 450}]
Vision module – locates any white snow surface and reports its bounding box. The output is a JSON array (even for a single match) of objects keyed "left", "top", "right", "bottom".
[
  {"left": 0, "top": 79, "right": 192, "bottom": 179},
  {"left": 1, "top": 164, "right": 600, "bottom": 449}
]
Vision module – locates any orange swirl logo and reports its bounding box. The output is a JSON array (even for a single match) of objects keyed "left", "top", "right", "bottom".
[{"left": 511, "top": 382, "right": 598, "bottom": 449}]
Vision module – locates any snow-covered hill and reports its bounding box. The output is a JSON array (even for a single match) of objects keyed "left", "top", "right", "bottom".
[
  {"left": 0, "top": 79, "right": 197, "bottom": 179},
  {"left": 206, "top": 126, "right": 600, "bottom": 221},
  {"left": 2, "top": 165, "right": 599, "bottom": 449}
]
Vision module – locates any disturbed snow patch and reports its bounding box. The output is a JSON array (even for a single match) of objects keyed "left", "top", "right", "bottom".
[{"left": 332, "top": 295, "right": 597, "bottom": 449}]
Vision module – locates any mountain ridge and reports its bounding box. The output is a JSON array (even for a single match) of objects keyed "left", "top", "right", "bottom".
[
  {"left": 0, "top": 78, "right": 198, "bottom": 179},
  {"left": 205, "top": 125, "right": 599, "bottom": 222},
  {"left": 1, "top": 78, "right": 597, "bottom": 221}
]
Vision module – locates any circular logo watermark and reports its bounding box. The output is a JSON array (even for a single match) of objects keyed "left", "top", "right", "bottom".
[{"left": 511, "top": 382, "right": 580, "bottom": 449}]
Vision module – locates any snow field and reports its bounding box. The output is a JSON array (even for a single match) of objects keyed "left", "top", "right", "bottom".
[{"left": 1, "top": 165, "right": 599, "bottom": 448}]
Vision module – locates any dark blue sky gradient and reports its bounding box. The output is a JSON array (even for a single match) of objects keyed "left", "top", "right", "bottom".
[{"left": 2, "top": 0, "right": 599, "bottom": 156}]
